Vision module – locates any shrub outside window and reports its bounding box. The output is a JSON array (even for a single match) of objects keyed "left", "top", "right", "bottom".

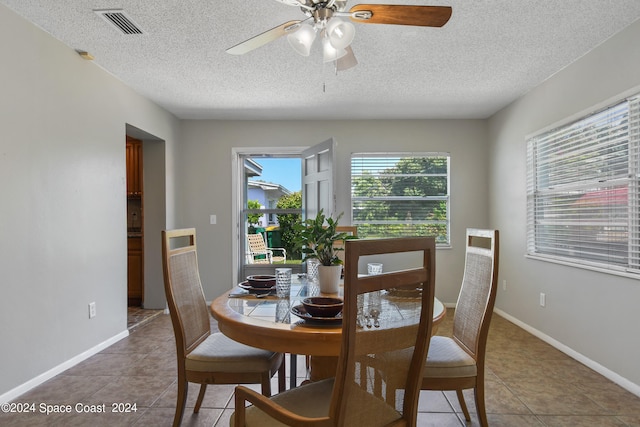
[{"left": 351, "top": 153, "right": 450, "bottom": 245}]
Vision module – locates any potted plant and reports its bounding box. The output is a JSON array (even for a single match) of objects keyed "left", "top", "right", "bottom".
[{"left": 294, "top": 210, "right": 352, "bottom": 293}]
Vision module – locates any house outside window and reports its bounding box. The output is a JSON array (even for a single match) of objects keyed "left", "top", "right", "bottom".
[
  {"left": 350, "top": 153, "right": 450, "bottom": 245},
  {"left": 247, "top": 180, "right": 291, "bottom": 227},
  {"left": 526, "top": 94, "right": 640, "bottom": 276}
]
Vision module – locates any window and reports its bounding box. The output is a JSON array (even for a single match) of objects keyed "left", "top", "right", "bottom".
[
  {"left": 351, "top": 153, "right": 450, "bottom": 245},
  {"left": 526, "top": 94, "right": 640, "bottom": 275}
]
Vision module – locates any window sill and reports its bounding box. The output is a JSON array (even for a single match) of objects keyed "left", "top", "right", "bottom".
[{"left": 525, "top": 254, "right": 640, "bottom": 280}]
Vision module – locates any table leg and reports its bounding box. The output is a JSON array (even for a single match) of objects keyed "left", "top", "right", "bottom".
[
  {"left": 289, "top": 354, "right": 297, "bottom": 389},
  {"left": 309, "top": 356, "right": 339, "bottom": 382}
]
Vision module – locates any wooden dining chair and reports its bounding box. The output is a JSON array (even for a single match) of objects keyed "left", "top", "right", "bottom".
[
  {"left": 162, "top": 228, "right": 285, "bottom": 427},
  {"left": 421, "top": 228, "right": 499, "bottom": 427},
  {"left": 232, "top": 236, "right": 437, "bottom": 427},
  {"left": 334, "top": 225, "right": 357, "bottom": 267}
]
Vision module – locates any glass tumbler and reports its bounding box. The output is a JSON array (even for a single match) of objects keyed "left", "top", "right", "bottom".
[
  {"left": 367, "top": 263, "right": 383, "bottom": 275},
  {"left": 275, "top": 268, "right": 292, "bottom": 298},
  {"left": 306, "top": 258, "right": 321, "bottom": 283},
  {"left": 275, "top": 299, "right": 291, "bottom": 323}
]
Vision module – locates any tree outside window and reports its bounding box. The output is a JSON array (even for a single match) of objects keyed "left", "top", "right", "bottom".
[{"left": 351, "top": 154, "right": 450, "bottom": 245}]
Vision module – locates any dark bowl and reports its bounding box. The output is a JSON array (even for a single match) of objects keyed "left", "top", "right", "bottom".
[
  {"left": 302, "top": 297, "right": 344, "bottom": 318},
  {"left": 246, "top": 275, "right": 276, "bottom": 288}
]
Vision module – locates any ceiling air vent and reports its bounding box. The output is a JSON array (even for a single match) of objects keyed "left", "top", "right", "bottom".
[{"left": 94, "top": 9, "right": 143, "bottom": 35}]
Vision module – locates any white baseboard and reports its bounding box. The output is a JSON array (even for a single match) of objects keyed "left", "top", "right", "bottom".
[
  {"left": 494, "top": 308, "right": 640, "bottom": 398},
  {"left": 0, "top": 329, "right": 129, "bottom": 404}
]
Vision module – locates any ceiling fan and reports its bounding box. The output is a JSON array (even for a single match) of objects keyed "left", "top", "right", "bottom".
[{"left": 226, "top": 1, "right": 452, "bottom": 70}]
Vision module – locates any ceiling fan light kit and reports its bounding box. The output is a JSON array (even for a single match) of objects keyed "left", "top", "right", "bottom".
[
  {"left": 287, "top": 22, "right": 317, "bottom": 56},
  {"left": 227, "top": 1, "right": 452, "bottom": 70},
  {"left": 326, "top": 18, "right": 355, "bottom": 49},
  {"left": 322, "top": 35, "right": 348, "bottom": 62}
]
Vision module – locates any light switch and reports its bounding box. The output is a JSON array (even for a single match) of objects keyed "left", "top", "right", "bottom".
[{"left": 210, "top": 214, "right": 217, "bottom": 225}]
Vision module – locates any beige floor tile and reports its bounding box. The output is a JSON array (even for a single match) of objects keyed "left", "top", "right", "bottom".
[
  {"left": 14, "top": 375, "right": 113, "bottom": 404},
  {"left": 486, "top": 414, "right": 545, "bottom": 426},
  {"left": 617, "top": 414, "right": 640, "bottom": 426},
  {"left": 418, "top": 390, "right": 455, "bottom": 412},
  {"left": 6, "top": 310, "right": 640, "bottom": 427},
  {"left": 153, "top": 381, "right": 235, "bottom": 409},
  {"left": 443, "top": 380, "right": 532, "bottom": 416},
  {"left": 536, "top": 415, "right": 628, "bottom": 426},
  {"left": 416, "top": 411, "right": 464, "bottom": 426},
  {"left": 51, "top": 409, "right": 143, "bottom": 427},
  {"left": 134, "top": 407, "right": 222, "bottom": 426},
  {"left": 63, "top": 353, "right": 148, "bottom": 377},
  {"left": 214, "top": 408, "right": 233, "bottom": 427},
  {"left": 85, "top": 375, "right": 176, "bottom": 408},
  {"left": 507, "top": 378, "right": 612, "bottom": 416},
  {"left": 574, "top": 381, "right": 640, "bottom": 415}
]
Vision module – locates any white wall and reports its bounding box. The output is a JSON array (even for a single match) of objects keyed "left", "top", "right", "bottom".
[
  {"left": 176, "top": 119, "right": 489, "bottom": 305},
  {"left": 489, "top": 19, "right": 640, "bottom": 390},
  {"left": 0, "top": 5, "right": 180, "bottom": 399}
]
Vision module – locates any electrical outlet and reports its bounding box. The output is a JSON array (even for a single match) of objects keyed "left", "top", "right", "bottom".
[
  {"left": 89, "top": 302, "right": 96, "bottom": 319},
  {"left": 539, "top": 293, "right": 546, "bottom": 307},
  {"left": 502, "top": 279, "right": 507, "bottom": 291}
]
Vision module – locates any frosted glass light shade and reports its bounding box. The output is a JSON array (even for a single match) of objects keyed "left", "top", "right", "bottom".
[
  {"left": 322, "top": 36, "right": 347, "bottom": 63},
  {"left": 287, "top": 23, "right": 317, "bottom": 56},
  {"left": 326, "top": 18, "right": 355, "bottom": 49}
]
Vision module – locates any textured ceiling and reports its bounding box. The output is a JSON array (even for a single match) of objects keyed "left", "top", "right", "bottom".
[{"left": 3, "top": 0, "right": 640, "bottom": 120}]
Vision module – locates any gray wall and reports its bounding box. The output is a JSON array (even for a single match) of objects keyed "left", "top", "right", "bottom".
[
  {"left": 488, "top": 18, "right": 640, "bottom": 389},
  {"left": 0, "top": 5, "right": 180, "bottom": 398},
  {"left": 177, "top": 119, "right": 489, "bottom": 304}
]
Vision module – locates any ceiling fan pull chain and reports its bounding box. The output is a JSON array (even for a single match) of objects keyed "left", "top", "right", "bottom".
[{"left": 322, "top": 59, "right": 327, "bottom": 93}]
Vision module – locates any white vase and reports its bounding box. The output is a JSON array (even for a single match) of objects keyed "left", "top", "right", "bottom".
[{"left": 317, "top": 265, "right": 341, "bottom": 294}]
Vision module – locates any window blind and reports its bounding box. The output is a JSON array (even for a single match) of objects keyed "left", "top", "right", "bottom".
[
  {"left": 527, "top": 94, "right": 640, "bottom": 274},
  {"left": 351, "top": 153, "right": 450, "bottom": 244}
]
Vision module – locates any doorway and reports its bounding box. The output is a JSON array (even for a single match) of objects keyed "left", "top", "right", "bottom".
[
  {"left": 126, "top": 135, "right": 144, "bottom": 307},
  {"left": 125, "top": 124, "right": 167, "bottom": 324},
  {"left": 232, "top": 139, "right": 336, "bottom": 283}
]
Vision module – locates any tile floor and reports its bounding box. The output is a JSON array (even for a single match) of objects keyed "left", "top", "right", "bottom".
[
  {"left": 2, "top": 310, "right": 640, "bottom": 426},
  {"left": 126, "top": 307, "right": 164, "bottom": 330}
]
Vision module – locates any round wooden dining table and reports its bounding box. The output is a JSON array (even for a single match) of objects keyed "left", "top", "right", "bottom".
[{"left": 210, "top": 278, "right": 446, "bottom": 383}]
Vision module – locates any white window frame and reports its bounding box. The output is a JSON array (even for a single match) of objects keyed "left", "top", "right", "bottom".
[
  {"left": 350, "top": 152, "right": 451, "bottom": 246},
  {"left": 526, "top": 92, "right": 640, "bottom": 278}
]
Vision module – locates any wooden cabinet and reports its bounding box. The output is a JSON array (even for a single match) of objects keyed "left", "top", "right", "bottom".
[
  {"left": 126, "top": 136, "right": 143, "bottom": 197},
  {"left": 127, "top": 236, "right": 143, "bottom": 306},
  {"left": 126, "top": 136, "right": 143, "bottom": 306}
]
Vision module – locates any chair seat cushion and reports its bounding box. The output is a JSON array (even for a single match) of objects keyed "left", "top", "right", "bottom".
[
  {"left": 233, "top": 378, "right": 401, "bottom": 427},
  {"left": 186, "top": 332, "right": 280, "bottom": 373},
  {"left": 235, "top": 378, "right": 333, "bottom": 427},
  {"left": 423, "top": 336, "right": 477, "bottom": 378}
]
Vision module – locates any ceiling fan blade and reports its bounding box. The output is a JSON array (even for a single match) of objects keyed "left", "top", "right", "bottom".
[
  {"left": 226, "top": 20, "right": 302, "bottom": 55},
  {"left": 348, "top": 4, "right": 452, "bottom": 27},
  {"left": 336, "top": 46, "right": 357, "bottom": 71}
]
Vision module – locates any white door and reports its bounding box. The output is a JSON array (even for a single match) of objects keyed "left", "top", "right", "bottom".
[{"left": 301, "top": 138, "right": 336, "bottom": 220}]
